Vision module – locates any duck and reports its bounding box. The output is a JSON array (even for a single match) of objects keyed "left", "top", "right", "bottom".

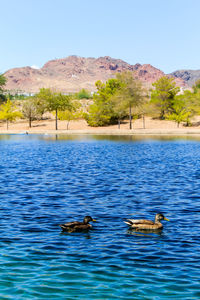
[
  {"left": 124, "top": 213, "right": 169, "bottom": 231},
  {"left": 59, "top": 216, "right": 96, "bottom": 232}
]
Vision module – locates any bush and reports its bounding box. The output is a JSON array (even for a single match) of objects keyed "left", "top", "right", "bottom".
[{"left": 76, "top": 89, "right": 91, "bottom": 99}]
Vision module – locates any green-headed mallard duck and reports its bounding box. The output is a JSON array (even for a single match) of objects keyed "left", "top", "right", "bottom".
[
  {"left": 124, "top": 213, "right": 169, "bottom": 230},
  {"left": 59, "top": 216, "right": 96, "bottom": 232}
]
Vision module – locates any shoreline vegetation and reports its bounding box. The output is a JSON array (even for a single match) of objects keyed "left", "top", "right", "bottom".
[{"left": 1, "top": 72, "right": 200, "bottom": 136}]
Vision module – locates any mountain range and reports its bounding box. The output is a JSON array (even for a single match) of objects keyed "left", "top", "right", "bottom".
[{"left": 4, "top": 55, "right": 198, "bottom": 94}]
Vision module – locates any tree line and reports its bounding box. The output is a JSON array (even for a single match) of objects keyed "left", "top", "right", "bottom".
[
  {"left": 1, "top": 72, "right": 200, "bottom": 129},
  {"left": 84, "top": 72, "right": 200, "bottom": 128}
]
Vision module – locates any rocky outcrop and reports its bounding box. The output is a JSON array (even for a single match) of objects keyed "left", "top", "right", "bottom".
[
  {"left": 170, "top": 70, "right": 200, "bottom": 87},
  {"left": 4, "top": 55, "right": 187, "bottom": 93}
]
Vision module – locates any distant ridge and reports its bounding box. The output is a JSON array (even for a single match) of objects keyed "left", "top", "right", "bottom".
[
  {"left": 170, "top": 69, "right": 200, "bottom": 87},
  {"left": 4, "top": 55, "right": 186, "bottom": 93}
]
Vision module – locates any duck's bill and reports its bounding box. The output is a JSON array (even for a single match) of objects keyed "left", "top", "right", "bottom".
[
  {"left": 92, "top": 219, "right": 97, "bottom": 222},
  {"left": 164, "top": 217, "right": 169, "bottom": 221}
]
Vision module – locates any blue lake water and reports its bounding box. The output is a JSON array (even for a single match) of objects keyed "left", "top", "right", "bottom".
[{"left": 0, "top": 134, "right": 200, "bottom": 299}]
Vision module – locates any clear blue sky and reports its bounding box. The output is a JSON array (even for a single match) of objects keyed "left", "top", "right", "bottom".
[{"left": 1, "top": 0, "right": 200, "bottom": 73}]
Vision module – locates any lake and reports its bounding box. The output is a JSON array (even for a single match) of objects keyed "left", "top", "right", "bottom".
[{"left": 0, "top": 134, "right": 199, "bottom": 299}]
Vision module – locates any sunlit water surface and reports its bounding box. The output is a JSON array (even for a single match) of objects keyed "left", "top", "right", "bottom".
[{"left": 0, "top": 134, "right": 200, "bottom": 299}]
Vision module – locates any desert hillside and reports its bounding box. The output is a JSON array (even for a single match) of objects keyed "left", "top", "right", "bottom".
[{"left": 4, "top": 56, "right": 186, "bottom": 94}]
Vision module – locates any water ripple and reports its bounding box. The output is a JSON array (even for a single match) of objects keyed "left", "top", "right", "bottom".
[{"left": 0, "top": 135, "right": 199, "bottom": 298}]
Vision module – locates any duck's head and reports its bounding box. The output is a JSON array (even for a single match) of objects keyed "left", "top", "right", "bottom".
[
  {"left": 155, "top": 213, "right": 169, "bottom": 222},
  {"left": 83, "top": 216, "right": 97, "bottom": 224}
]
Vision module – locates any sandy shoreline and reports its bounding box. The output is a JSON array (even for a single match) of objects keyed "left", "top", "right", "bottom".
[{"left": 2, "top": 117, "right": 200, "bottom": 135}]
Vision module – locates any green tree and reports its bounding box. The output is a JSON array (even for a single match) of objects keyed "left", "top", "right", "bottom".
[
  {"left": 134, "top": 100, "right": 152, "bottom": 129},
  {"left": 172, "top": 90, "right": 200, "bottom": 126},
  {"left": 193, "top": 79, "right": 200, "bottom": 93},
  {"left": 115, "top": 71, "right": 146, "bottom": 129},
  {"left": 166, "top": 98, "right": 190, "bottom": 127},
  {"left": 0, "top": 74, "right": 6, "bottom": 92},
  {"left": 0, "top": 74, "right": 7, "bottom": 103},
  {"left": 7, "top": 93, "right": 27, "bottom": 101},
  {"left": 151, "top": 76, "right": 180, "bottom": 119},
  {"left": 36, "top": 88, "right": 73, "bottom": 130},
  {"left": 22, "top": 98, "right": 41, "bottom": 128},
  {"left": 0, "top": 99, "right": 22, "bottom": 129},
  {"left": 58, "top": 108, "right": 82, "bottom": 130},
  {"left": 111, "top": 93, "right": 128, "bottom": 129},
  {"left": 76, "top": 89, "right": 91, "bottom": 99},
  {"left": 86, "top": 78, "right": 122, "bottom": 126},
  {"left": 31, "top": 95, "right": 47, "bottom": 118}
]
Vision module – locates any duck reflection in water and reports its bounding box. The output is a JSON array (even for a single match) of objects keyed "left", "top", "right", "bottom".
[
  {"left": 126, "top": 228, "right": 163, "bottom": 236},
  {"left": 60, "top": 231, "right": 92, "bottom": 239}
]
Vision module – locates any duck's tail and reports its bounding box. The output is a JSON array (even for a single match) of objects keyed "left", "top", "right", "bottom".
[
  {"left": 124, "top": 219, "right": 134, "bottom": 226},
  {"left": 59, "top": 224, "right": 68, "bottom": 231}
]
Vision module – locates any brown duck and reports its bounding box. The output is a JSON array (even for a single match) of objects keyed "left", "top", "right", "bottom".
[
  {"left": 124, "top": 213, "right": 169, "bottom": 230},
  {"left": 59, "top": 216, "right": 96, "bottom": 232}
]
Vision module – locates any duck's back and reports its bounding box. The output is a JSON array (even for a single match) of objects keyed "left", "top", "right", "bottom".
[
  {"left": 59, "top": 221, "right": 83, "bottom": 231},
  {"left": 63, "top": 221, "right": 82, "bottom": 227},
  {"left": 126, "top": 219, "right": 154, "bottom": 225}
]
